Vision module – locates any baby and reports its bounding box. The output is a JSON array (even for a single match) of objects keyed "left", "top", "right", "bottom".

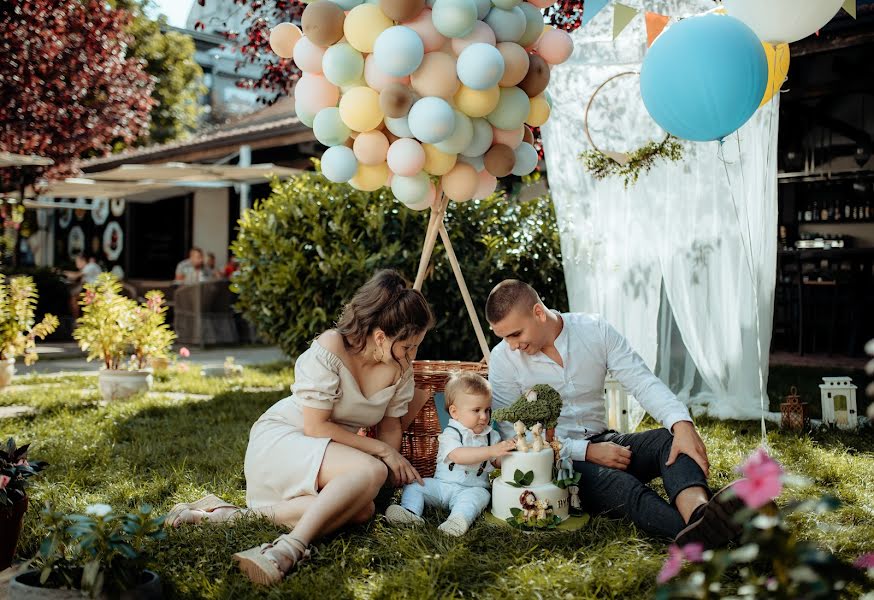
[{"left": 385, "top": 371, "right": 516, "bottom": 536}]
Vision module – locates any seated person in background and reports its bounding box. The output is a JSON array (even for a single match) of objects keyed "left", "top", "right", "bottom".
[
  {"left": 175, "top": 247, "right": 213, "bottom": 285},
  {"left": 64, "top": 254, "right": 103, "bottom": 317},
  {"left": 206, "top": 251, "right": 221, "bottom": 279}
]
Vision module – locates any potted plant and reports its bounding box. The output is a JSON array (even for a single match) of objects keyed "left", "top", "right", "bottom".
[
  {"left": 9, "top": 503, "right": 165, "bottom": 599},
  {"left": 73, "top": 275, "right": 175, "bottom": 402},
  {"left": 0, "top": 438, "right": 48, "bottom": 571},
  {"left": 0, "top": 274, "right": 59, "bottom": 389}
]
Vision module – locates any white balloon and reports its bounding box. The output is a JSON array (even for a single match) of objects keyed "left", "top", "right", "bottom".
[{"left": 723, "top": 0, "right": 844, "bottom": 44}]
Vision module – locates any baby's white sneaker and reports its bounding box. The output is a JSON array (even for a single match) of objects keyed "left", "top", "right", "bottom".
[
  {"left": 437, "top": 515, "right": 469, "bottom": 537},
  {"left": 385, "top": 504, "right": 424, "bottom": 525}
]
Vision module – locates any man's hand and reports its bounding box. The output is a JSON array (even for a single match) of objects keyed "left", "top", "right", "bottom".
[
  {"left": 585, "top": 442, "right": 632, "bottom": 470},
  {"left": 666, "top": 421, "right": 709, "bottom": 478}
]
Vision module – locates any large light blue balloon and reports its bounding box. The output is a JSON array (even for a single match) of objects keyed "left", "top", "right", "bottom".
[
  {"left": 640, "top": 14, "right": 767, "bottom": 142},
  {"left": 511, "top": 142, "right": 537, "bottom": 175},
  {"left": 295, "top": 100, "right": 316, "bottom": 128},
  {"left": 486, "top": 86, "right": 530, "bottom": 130},
  {"left": 313, "top": 107, "right": 351, "bottom": 147},
  {"left": 323, "top": 43, "right": 365, "bottom": 87},
  {"left": 458, "top": 153, "right": 485, "bottom": 172},
  {"left": 432, "top": 0, "right": 478, "bottom": 38},
  {"left": 457, "top": 43, "right": 505, "bottom": 90},
  {"left": 435, "top": 110, "right": 474, "bottom": 154},
  {"left": 484, "top": 6, "right": 526, "bottom": 43},
  {"left": 321, "top": 145, "right": 359, "bottom": 182},
  {"left": 472, "top": 0, "right": 491, "bottom": 19},
  {"left": 462, "top": 118, "right": 493, "bottom": 157},
  {"left": 374, "top": 27, "right": 425, "bottom": 77},
  {"left": 408, "top": 97, "right": 456, "bottom": 144},
  {"left": 392, "top": 172, "right": 431, "bottom": 204},
  {"left": 492, "top": 0, "right": 521, "bottom": 10}
]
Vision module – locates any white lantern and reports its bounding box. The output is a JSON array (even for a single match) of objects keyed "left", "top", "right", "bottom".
[
  {"left": 819, "top": 376, "right": 858, "bottom": 430},
  {"left": 605, "top": 372, "right": 631, "bottom": 432}
]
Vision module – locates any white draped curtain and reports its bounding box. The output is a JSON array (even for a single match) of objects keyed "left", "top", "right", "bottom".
[{"left": 541, "top": 0, "right": 779, "bottom": 423}]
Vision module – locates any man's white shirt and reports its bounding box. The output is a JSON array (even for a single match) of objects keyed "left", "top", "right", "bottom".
[{"left": 489, "top": 311, "right": 692, "bottom": 462}]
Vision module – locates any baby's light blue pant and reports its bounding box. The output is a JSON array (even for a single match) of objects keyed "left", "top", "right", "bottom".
[{"left": 400, "top": 478, "right": 491, "bottom": 526}]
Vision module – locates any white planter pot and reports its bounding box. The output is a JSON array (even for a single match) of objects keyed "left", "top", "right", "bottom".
[
  {"left": 98, "top": 369, "right": 153, "bottom": 402},
  {"left": 0, "top": 358, "right": 15, "bottom": 390}
]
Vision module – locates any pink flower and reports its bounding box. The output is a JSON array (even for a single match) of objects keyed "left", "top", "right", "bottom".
[
  {"left": 681, "top": 543, "right": 704, "bottom": 563},
  {"left": 179, "top": 347, "right": 190, "bottom": 358},
  {"left": 177, "top": 363, "right": 189, "bottom": 373},
  {"left": 147, "top": 295, "right": 163, "bottom": 312},
  {"left": 83, "top": 290, "right": 96, "bottom": 305},
  {"left": 734, "top": 447, "right": 783, "bottom": 509},
  {"left": 0, "top": 475, "right": 10, "bottom": 490},
  {"left": 854, "top": 553, "right": 874, "bottom": 570},
  {"left": 658, "top": 545, "right": 684, "bottom": 583}
]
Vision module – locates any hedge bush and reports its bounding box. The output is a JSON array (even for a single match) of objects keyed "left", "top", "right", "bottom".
[{"left": 230, "top": 169, "right": 567, "bottom": 361}]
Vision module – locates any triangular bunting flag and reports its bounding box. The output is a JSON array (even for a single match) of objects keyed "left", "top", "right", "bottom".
[
  {"left": 645, "top": 12, "right": 670, "bottom": 47},
  {"left": 843, "top": 0, "right": 856, "bottom": 19},
  {"left": 582, "top": 0, "right": 610, "bottom": 27},
  {"left": 613, "top": 3, "right": 639, "bottom": 39}
]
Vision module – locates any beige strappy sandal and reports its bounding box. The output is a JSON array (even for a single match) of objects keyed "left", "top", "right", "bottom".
[
  {"left": 233, "top": 535, "right": 312, "bottom": 586},
  {"left": 164, "top": 494, "right": 239, "bottom": 528}
]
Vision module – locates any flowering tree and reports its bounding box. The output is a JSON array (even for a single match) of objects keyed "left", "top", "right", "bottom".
[{"left": 0, "top": 0, "right": 155, "bottom": 188}]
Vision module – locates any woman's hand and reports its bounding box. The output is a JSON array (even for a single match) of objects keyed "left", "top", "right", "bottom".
[{"left": 380, "top": 446, "right": 424, "bottom": 487}]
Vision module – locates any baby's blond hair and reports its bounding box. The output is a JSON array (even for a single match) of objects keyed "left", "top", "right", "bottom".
[{"left": 444, "top": 371, "right": 491, "bottom": 411}]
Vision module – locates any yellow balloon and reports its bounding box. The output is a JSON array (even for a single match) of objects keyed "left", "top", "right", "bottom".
[
  {"left": 349, "top": 162, "right": 389, "bottom": 191},
  {"left": 343, "top": 4, "right": 393, "bottom": 53},
  {"left": 454, "top": 85, "right": 501, "bottom": 118},
  {"left": 760, "top": 42, "right": 790, "bottom": 107},
  {"left": 339, "top": 87, "right": 384, "bottom": 132},
  {"left": 422, "top": 144, "right": 457, "bottom": 176},
  {"left": 526, "top": 94, "right": 551, "bottom": 127}
]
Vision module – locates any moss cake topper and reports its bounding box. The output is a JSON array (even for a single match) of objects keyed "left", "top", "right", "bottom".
[{"left": 493, "top": 384, "right": 562, "bottom": 430}]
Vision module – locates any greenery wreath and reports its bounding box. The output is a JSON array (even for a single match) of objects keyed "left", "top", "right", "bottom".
[{"left": 579, "top": 71, "right": 684, "bottom": 188}]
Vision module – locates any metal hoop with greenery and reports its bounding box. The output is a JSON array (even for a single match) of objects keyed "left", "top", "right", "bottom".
[{"left": 579, "top": 71, "right": 683, "bottom": 187}]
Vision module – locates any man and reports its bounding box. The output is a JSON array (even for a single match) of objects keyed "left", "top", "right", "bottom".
[
  {"left": 64, "top": 254, "right": 103, "bottom": 317},
  {"left": 175, "top": 247, "right": 213, "bottom": 285},
  {"left": 486, "top": 279, "right": 743, "bottom": 548}
]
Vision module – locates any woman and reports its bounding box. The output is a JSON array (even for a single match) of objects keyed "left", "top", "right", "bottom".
[{"left": 167, "top": 270, "right": 434, "bottom": 584}]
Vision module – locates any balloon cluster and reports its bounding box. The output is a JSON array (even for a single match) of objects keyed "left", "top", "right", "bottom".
[
  {"left": 639, "top": 0, "right": 843, "bottom": 143},
  {"left": 268, "top": 0, "right": 573, "bottom": 209}
]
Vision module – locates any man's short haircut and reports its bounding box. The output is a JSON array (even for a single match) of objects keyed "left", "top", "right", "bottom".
[
  {"left": 444, "top": 371, "right": 491, "bottom": 411},
  {"left": 485, "top": 279, "right": 541, "bottom": 324}
]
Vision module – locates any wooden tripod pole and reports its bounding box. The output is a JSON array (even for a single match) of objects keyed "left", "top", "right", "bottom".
[{"left": 413, "top": 190, "right": 491, "bottom": 363}]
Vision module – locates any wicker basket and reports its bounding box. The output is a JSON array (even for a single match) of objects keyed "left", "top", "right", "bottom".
[{"left": 402, "top": 360, "right": 488, "bottom": 478}]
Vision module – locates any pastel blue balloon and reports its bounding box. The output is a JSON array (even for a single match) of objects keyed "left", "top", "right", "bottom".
[
  {"left": 517, "top": 2, "right": 545, "bottom": 47},
  {"left": 484, "top": 6, "right": 526, "bottom": 43},
  {"left": 491, "top": 0, "right": 520, "bottom": 10},
  {"left": 313, "top": 107, "right": 351, "bottom": 147},
  {"left": 473, "top": 0, "right": 491, "bottom": 19},
  {"left": 408, "top": 97, "right": 456, "bottom": 144},
  {"left": 392, "top": 172, "right": 431, "bottom": 204},
  {"left": 385, "top": 115, "right": 415, "bottom": 138},
  {"left": 462, "top": 117, "right": 493, "bottom": 157},
  {"left": 458, "top": 153, "right": 485, "bottom": 172},
  {"left": 640, "top": 14, "right": 767, "bottom": 142},
  {"left": 435, "top": 110, "right": 474, "bottom": 154},
  {"left": 511, "top": 142, "right": 538, "bottom": 176},
  {"left": 321, "top": 146, "right": 359, "bottom": 182},
  {"left": 332, "top": 0, "right": 364, "bottom": 9},
  {"left": 432, "top": 0, "right": 478, "bottom": 38},
  {"left": 374, "top": 26, "right": 425, "bottom": 77},
  {"left": 322, "top": 43, "right": 365, "bottom": 87},
  {"left": 457, "top": 43, "right": 505, "bottom": 90},
  {"left": 486, "top": 86, "right": 530, "bottom": 130},
  {"left": 295, "top": 100, "right": 316, "bottom": 128}
]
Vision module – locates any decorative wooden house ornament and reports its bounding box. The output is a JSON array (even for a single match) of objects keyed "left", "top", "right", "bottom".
[
  {"left": 780, "top": 386, "right": 808, "bottom": 432},
  {"left": 819, "top": 376, "right": 858, "bottom": 430}
]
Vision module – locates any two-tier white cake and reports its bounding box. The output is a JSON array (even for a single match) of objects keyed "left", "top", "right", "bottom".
[{"left": 491, "top": 447, "right": 570, "bottom": 522}]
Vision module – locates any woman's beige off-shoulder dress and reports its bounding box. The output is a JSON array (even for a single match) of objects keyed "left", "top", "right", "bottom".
[{"left": 244, "top": 340, "right": 414, "bottom": 509}]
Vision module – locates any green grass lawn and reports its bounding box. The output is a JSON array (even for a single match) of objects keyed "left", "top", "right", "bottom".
[{"left": 3, "top": 364, "right": 873, "bottom": 599}]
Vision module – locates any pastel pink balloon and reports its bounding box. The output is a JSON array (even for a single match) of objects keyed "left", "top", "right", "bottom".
[
  {"left": 528, "top": 0, "right": 554, "bottom": 8},
  {"left": 472, "top": 170, "right": 497, "bottom": 199},
  {"left": 403, "top": 9, "right": 447, "bottom": 53},
  {"left": 364, "top": 54, "right": 411, "bottom": 92},
  {"left": 387, "top": 138, "right": 426, "bottom": 176},
  {"left": 294, "top": 74, "right": 340, "bottom": 114},
  {"left": 536, "top": 29, "right": 573, "bottom": 65},
  {"left": 293, "top": 36, "right": 325, "bottom": 74},
  {"left": 492, "top": 125, "right": 524, "bottom": 149},
  {"left": 451, "top": 21, "right": 497, "bottom": 55},
  {"left": 353, "top": 131, "right": 390, "bottom": 165}
]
